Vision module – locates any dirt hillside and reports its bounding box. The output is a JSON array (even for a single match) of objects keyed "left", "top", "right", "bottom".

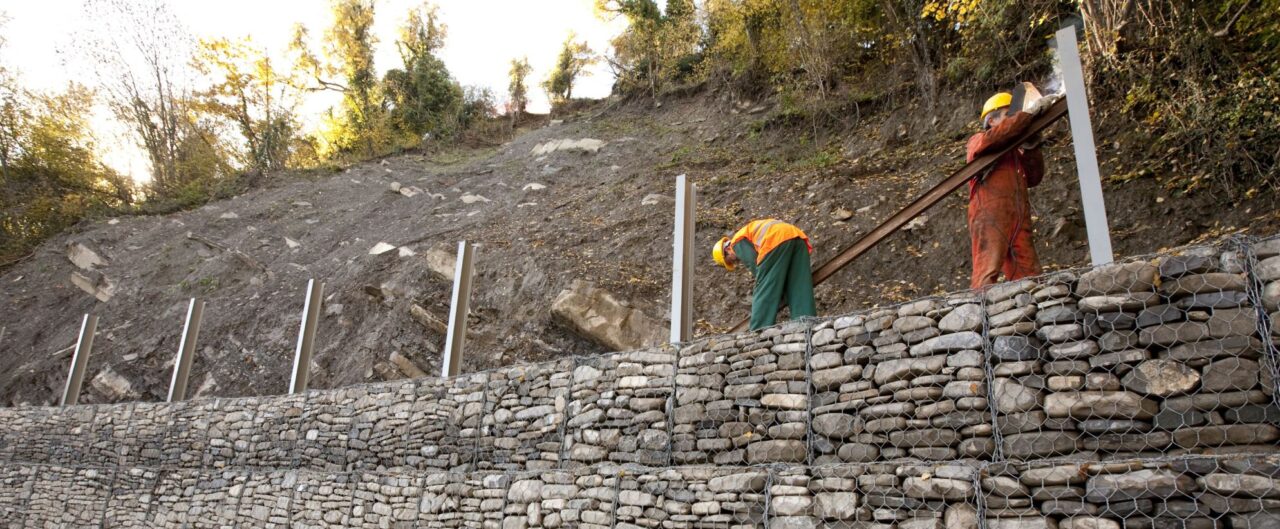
[{"left": 2, "top": 89, "right": 1277, "bottom": 406}]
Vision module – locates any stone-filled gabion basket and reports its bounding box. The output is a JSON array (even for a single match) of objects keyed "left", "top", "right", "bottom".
[{"left": 0, "top": 234, "right": 1278, "bottom": 528}]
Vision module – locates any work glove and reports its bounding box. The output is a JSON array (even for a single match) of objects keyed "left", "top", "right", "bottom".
[{"left": 1026, "top": 93, "right": 1064, "bottom": 116}]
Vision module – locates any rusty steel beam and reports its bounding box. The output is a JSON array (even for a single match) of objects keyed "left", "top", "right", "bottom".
[{"left": 730, "top": 99, "right": 1069, "bottom": 333}]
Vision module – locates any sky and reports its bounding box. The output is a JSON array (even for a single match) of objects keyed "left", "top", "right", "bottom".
[{"left": 0, "top": 0, "right": 629, "bottom": 182}]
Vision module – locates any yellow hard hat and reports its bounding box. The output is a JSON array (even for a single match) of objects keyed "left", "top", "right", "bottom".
[
  {"left": 712, "top": 237, "right": 735, "bottom": 271},
  {"left": 981, "top": 92, "right": 1013, "bottom": 122}
]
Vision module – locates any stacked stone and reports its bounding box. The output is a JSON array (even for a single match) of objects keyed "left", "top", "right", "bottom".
[
  {"left": 477, "top": 360, "right": 573, "bottom": 471},
  {"left": 102, "top": 467, "right": 161, "bottom": 528},
  {"left": 124, "top": 401, "right": 170, "bottom": 467},
  {"left": 986, "top": 274, "right": 1082, "bottom": 461},
  {"left": 563, "top": 349, "right": 675, "bottom": 467},
  {"left": 672, "top": 320, "right": 810, "bottom": 466},
  {"left": 148, "top": 469, "right": 248, "bottom": 527},
  {"left": 423, "top": 373, "right": 487, "bottom": 472},
  {"left": 504, "top": 467, "right": 617, "bottom": 529},
  {"left": 0, "top": 465, "right": 36, "bottom": 521},
  {"left": 983, "top": 456, "right": 1280, "bottom": 529},
  {"left": 230, "top": 470, "right": 294, "bottom": 528},
  {"left": 418, "top": 472, "right": 509, "bottom": 528},
  {"left": 238, "top": 393, "right": 307, "bottom": 468},
  {"left": 290, "top": 471, "right": 356, "bottom": 528},
  {"left": 349, "top": 471, "right": 422, "bottom": 528},
  {"left": 813, "top": 295, "right": 993, "bottom": 464},
  {"left": 1255, "top": 237, "right": 1280, "bottom": 346},
  {"left": 162, "top": 398, "right": 218, "bottom": 468},
  {"left": 205, "top": 397, "right": 263, "bottom": 469},
  {"left": 619, "top": 466, "right": 767, "bottom": 528},
  {"left": 24, "top": 465, "right": 112, "bottom": 526},
  {"left": 6, "top": 404, "right": 99, "bottom": 465}
]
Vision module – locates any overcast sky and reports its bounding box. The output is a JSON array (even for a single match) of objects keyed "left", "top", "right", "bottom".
[{"left": 1, "top": 0, "right": 628, "bottom": 181}]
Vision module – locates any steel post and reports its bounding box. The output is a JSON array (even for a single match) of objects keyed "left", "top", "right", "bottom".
[
  {"left": 289, "top": 279, "right": 324, "bottom": 394},
  {"left": 60, "top": 313, "right": 99, "bottom": 406},
  {"left": 1056, "top": 26, "right": 1114, "bottom": 266},
  {"left": 442, "top": 241, "right": 475, "bottom": 378},
  {"left": 167, "top": 298, "right": 206, "bottom": 402},
  {"left": 670, "top": 174, "right": 696, "bottom": 343}
]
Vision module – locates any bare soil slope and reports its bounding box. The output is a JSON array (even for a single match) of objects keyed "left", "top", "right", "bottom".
[{"left": 2, "top": 90, "right": 1276, "bottom": 406}]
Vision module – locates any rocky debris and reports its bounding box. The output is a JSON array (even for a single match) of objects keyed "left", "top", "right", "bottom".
[
  {"left": 368, "top": 242, "right": 397, "bottom": 255},
  {"left": 550, "top": 280, "right": 665, "bottom": 352},
  {"left": 65, "top": 241, "right": 106, "bottom": 270},
  {"left": 522, "top": 183, "right": 546, "bottom": 191},
  {"left": 460, "top": 193, "right": 490, "bottom": 204},
  {"left": 530, "top": 138, "right": 605, "bottom": 156},
  {"left": 89, "top": 366, "right": 133, "bottom": 400},
  {"left": 641, "top": 193, "right": 673, "bottom": 206},
  {"left": 69, "top": 270, "right": 117, "bottom": 302},
  {"left": 389, "top": 351, "right": 428, "bottom": 378},
  {"left": 422, "top": 247, "right": 457, "bottom": 280}
]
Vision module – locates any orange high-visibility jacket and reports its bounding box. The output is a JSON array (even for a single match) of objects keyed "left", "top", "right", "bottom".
[{"left": 730, "top": 219, "right": 812, "bottom": 265}]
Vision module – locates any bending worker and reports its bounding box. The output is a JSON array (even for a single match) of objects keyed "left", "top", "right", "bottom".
[
  {"left": 966, "top": 92, "right": 1051, "bottom": 288},
  {"left": 712, "top": 219, "right": 816, "bottom": 330}
]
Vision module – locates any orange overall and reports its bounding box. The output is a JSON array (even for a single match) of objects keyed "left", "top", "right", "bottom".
[{"left": 965, "top": 111, "right": 1045, "bottom": 289}]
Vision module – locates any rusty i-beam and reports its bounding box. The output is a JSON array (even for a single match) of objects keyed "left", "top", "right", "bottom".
[{"left": 729, "top": 99, "right": 1069, "bottom": 333}]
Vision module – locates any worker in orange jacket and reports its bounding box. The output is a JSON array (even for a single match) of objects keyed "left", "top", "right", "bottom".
[
  {"left": 966, "top": 92, "right": 1047, "bottom": 289},
  {"left": 713, "top": 219, "right": 816, "bottom": 330}
]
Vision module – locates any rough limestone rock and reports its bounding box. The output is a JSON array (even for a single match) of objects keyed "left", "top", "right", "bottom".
[
  {"left": 551, "top": 280, "right": 664, "bottom": 351},
  {"left": 909, "top": 332, "right": 983, "bottom": 356},
  {"left": 1044, "top": 391, "right": 1157, "bottom": 420},
  {"left": 993, "top": 378, "right": 1041, "bottom": 413},
  {"left": 90, "top": 367, "right": 133, "bottom": 400},
  {"left": 422, "top": 247, "right": 457, "bottom": 280},
  {"left": 939, "top": 304, "right": 984, "bottom": 332},
  {"left": 530, "top": 138, "right": 605, "bottom": 156},
  {"left": 1075, "top": 261, "right": 1157, "bottom": 296},
  {"left": 1085, "top": 470, "right": 1193, "bottom": 501},
  {"left": 1121, "top": 359, "right": 1200, "bottom": 397},
  {"left": 66, "top": 241, "right": 107, "bottom": 270}
]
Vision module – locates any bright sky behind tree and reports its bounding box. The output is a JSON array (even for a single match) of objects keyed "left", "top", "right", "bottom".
[{"left": 1, "top": 0, "right": 627, "bottom": 181}]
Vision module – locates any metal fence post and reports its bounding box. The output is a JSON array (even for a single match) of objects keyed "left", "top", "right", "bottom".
[
  {"left": 167, "top": 298, "right": 206, "bottom": 402},
  {"left": 289, "top": 279, "right": 324, "bottom": 394},
  {"left": 1056, "top": 26, "right": 1114, "bottom": 266},
  {"left": 442, "top": 241, "right": 475, "bottom": 378},
  {"left": 670, "top": 174, "right": 696, "bottom": 343},
  {"left": 60, "top": 313, "right": 99, "bottom": 406}
]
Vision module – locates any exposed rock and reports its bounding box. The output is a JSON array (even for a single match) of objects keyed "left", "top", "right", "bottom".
[
  {"left": 530, "top": 138, "right": 606, "bottom": 155},
  {"left": 1044, "top": 391, "right": 1157, "bottom": 419},
  {"left": 909, "top": 332, "right": 983, "bottom": 356},
  {"left": 550, "top": 280, "right": 665, "bottom": 352},
  {"left": 90, "top": 367, "right": 133, "bottom": 400},
  {"left": 1075, "top": 261, "right": 1157, "bottom": 296},
  {"left": 66, "top": 241, "right": 107, "bottom": 270},
  {"left": 1121, "top": 359, "right": 1200, "bottom": 397},
  {"left": 939, "top": 304, "right": 984, "bottom": 332}
]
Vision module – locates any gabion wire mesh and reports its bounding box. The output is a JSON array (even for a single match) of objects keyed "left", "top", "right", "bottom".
[{"left": 0, "top": 235, "right": 1278, "bottom": 528}]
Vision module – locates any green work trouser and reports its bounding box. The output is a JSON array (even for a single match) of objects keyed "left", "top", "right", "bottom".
[{"left": 734, "top": 237, "right": 817, "bottom": 330}]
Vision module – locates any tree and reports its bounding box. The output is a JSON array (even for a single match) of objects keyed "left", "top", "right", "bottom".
[
  {"left": 74, "top": 0, "right": 208, "bottom": 196},
  {"left": 382, "top": 2, "right": 463, "bottom": 139},
  {"left": 507, "top": 56, "right": 532, "bottom": 121},
  {"left": 192, "top": 37, "right": 301, "bottom": 172},
  {"left": 290, "top": 0, "right": 387, "bottom": 157},
  {"left": 598, "top": 0, "right": 703, "bottom": 98},
  {"left": 543, "top": 32, "right": 599, "bottom": 107}
]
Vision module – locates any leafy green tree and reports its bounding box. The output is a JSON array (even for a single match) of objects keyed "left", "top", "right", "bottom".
[
  {"left": 382, "top": 2, "right": 463, "bottom": 139},
  {"left": 543, "top": 32, "right": 598, "bottom": 107}
]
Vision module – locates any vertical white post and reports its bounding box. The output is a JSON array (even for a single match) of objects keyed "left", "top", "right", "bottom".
[
  {"left": 167, "top": 298, "right": 206, "bottom": 402},
  {"left": 1056, "top": 26, "right": 1114, "bottom": 266},
  {"left": 289, "top": 279, "right": 324, "bottom": 394},
  {"left": 61, "top": 314, "right": 98, "bottom": 406},
  {"left": 442, "top": 241, "right": 475, "bottom": 378},
  {"left": 670, "top": 174, "right": 696, "bottom": 343}
]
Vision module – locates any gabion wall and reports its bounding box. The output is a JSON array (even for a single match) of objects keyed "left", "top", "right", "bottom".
[{"left": 1, "top": 235, "right": 1278, "bottom": 528}]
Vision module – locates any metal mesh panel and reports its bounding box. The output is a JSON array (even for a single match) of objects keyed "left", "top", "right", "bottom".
[
  {"left": 349, "top": 470, "right": 422, "bottom": 528},
  {"left": 475, "top": 359, "right": 574, "bottom": 471},
  {"left": 25, "top": 464, "right": 113, "bottom": 528},
  {"left": 161, "top": 398, "right": 218, "bottom": 468},
  {"left": 296, "top": 380, "right": 419, "bottom": 472},
  {"left": 0, "top": 464, "right": 35, "bottom": 528},
  {"left": 145, "top": 469, "right": 246, "bottom": 528},
  {"left": 290, "top": 470, "right": 356, "bottom": 528},
  {"left": 403, "top": 376, "right": 473, "bottom": 472},
  {"left": 101, "top": 467, "right": 162, "bottom": 529},
  {"left": 619, "top": 465, "right": 766, "bottom": 528},
  {"left": 673, "top": 320, "right": 811, "bottom": 466},
  {"left": 564, "top": 349, "right": 676, "bottom": 468},
  {"left": 417, "top": 471, "right": 508, "bottom": 529},
  {"left": 231, "top": 469, "right": 295, "bottom": 529},
  {"left": 989, "top": 243, "right": 1279, "bottom": 462}
]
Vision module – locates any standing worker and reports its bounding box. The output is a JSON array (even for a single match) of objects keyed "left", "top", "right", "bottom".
[
  {"left": 966, "top": 92, "right": 1051, "bottom": 288},
  {"left": 712, "top": 219, "right": 816, "bottom": 330}
]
